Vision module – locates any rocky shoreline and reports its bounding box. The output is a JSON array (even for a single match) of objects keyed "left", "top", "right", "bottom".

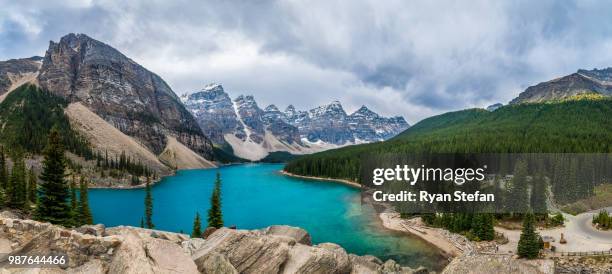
[
  {"left": 0, "top": 213, "right": 428, "bottom": 273},
  {"left": 279, "top": 171, "right": 362, "bottom": 188}
]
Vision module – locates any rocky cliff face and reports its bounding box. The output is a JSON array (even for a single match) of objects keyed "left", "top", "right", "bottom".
[
  {"left": 0, "top": 215, "right": 426, "bottom": 274},
  {"left": 0, "top": 56, "right": 42, "bottom": 96},
  {"left": 182, "top": 84, "right": 410, "bottom": 160},
  {"left": 510, "top": 68, "right": 612, "bottom": 104},
  {"left": 37, "top": 33, "right": 213, "bottom": 159},
  {"left": 180, "top": 83, "right": 241, "bottom": 144}
]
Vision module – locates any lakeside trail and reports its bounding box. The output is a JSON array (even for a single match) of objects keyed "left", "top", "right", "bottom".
[{"left": 279, "top": 170, "right": 363, "bottom": 188}]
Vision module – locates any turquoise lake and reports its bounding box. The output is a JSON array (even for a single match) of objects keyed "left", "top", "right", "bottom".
[{"left": 89, "top": 163, "right": 446, "bottom": 270}]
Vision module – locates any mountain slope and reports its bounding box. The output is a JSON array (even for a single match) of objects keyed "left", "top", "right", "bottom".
[
  {"left": 182, "top": 84, "right": 409, "bottom": 160},
  {"left": 37, "top": 33, "right": 214, "bottom": 160},
  {"left": 285, "top": 98, "right": 612, "bottom": 181},
  {"left": 511, "top": 68, "right": 612, "bottom": 104},
  {"left": 0, "top": 56, "right": 43, "bottom": 103},
  {"left": 0, "top": 84, "right": 92, "bottom": 156},
  {"left": 65, "top": 102, "right": 171, "bottom": 173}
]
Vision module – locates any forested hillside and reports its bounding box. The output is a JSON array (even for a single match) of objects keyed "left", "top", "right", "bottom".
[
  {"left": 0, "top": 84, "right": 92, "bottom": 157},
  {"left": 285, "top": 98, "right": 612, "bottom": 183}
]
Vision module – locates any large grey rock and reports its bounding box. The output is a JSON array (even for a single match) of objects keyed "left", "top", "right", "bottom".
[
  {"left": 349, "top": 254, "right": 383, "bottom": 274},
  {"left": 75, "top": 224, "right": 105, "bottom": 236},
  {"left": 192, "top": 228, "right": 290, "bottom": 274},
  {"left": 264, "top": 225, "right": 312, "bottom": 245},
  {"left": 37, "top": 33, "right": 214, "bottom": 159},
  {"left": 105, "top": 226, "right": 189, "bottom": 244},
  {"left": 194, "top": 251, "right": 239, "bottom": 274},
  {"left": 281, "top": 243, "right": 352, "bottom": 274},
  {"left": 109, "top": 230, "right": 198, "bottom": 274},
  {"left": 181, "top": 237, "right": 207, "bottom": 256}
]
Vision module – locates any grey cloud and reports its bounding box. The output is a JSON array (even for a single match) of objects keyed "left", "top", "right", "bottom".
[{"left": 3, "top": 0, "right": 612, "bottom": 123}]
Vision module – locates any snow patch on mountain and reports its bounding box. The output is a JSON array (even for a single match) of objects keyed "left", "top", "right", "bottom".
[{"left": 182, "top": 83, "right": 410, "bottom": 161}]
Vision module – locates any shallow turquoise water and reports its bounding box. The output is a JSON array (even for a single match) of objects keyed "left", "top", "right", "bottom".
[{"left": 89, "top": 163, "right": 445, "bottom": 270}]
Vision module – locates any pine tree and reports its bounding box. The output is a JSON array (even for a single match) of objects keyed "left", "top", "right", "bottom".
[
  {"left": 70, "top": 175, "right": 78, "bottom": 225},
  {"left": 144, "top": 177, "right": 154, "bottom": 229},
  {"left": 517, "top": 212, "right": 541, "bottom": 259},
  {"left": 508, "top": 159, "right": 529, "bottom": 215},
  {"left": 140, "top": 217, "right": 144, "bottom": 228},
  {"left": 78, "top": 177, "right": 93, "bottom": 225},
  {"left": 8, "top": 153, "right": 27, "bottom": 210},
  {"left": 480, "top": 214, "right": 495, "bottom": 241},
  {"left": 27, "top": 169, "right": 37, "bottom": 204},
  {"left": 35, "top": 128, "right": 72, "bottom": 226},
  {"left": 530, "top": 173, "right": 547, "bottom": 216},
  {"left": 0, "top": 146, "right": 8, "bottom": 189},
  {"left": 207, "top": 172, "right": 224, "bottom": 228},
  {"left": 191, "top": 212, "right": 202, "bottom": 238}
]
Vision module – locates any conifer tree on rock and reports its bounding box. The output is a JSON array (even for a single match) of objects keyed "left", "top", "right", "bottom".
[
  {"left": 207, "top": 171, "right": 224, "bottom": 228},
  {"left": 192, "top": 212, "right": 202, "bottom": 238},
  {"left": 36, "top": 128, "right": 72, "bottom": 226}
]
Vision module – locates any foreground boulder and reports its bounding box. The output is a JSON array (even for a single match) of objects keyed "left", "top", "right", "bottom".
[{"left": 0, "top": 215, "right": 427, "bottom": 274}]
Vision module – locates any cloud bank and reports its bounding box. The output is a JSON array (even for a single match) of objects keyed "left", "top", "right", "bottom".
[{"left": 3, "top": 0, "right": 612, "bottom": 123}]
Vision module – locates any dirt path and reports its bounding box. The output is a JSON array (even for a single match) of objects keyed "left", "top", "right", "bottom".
[{"left": 496, "top": 210, "right": 612, "bottom": 254}]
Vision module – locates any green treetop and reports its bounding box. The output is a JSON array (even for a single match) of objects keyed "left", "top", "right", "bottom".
[
  {"left": 207, "top": 172, "right": 224, "bottom": 228},
  {"left": 192, "top": 212, "right": 202, "bottom": 238},
  {"left": 144, "top": 177, "right": 154, "bottom": 229},
  {"left": 35, "top": 128, "right": 72, "bottom": 226},
  {"left": 517, "top": 212, "right": 542, "bottom": 259},
  {"left": 78, "top": 177, "right": 93, "bottom": 225}
]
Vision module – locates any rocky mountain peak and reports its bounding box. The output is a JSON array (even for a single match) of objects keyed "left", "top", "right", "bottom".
[
  {"left": 37, "top": 33, "right": 213, "bottom": 158},
  {"left": 264, "top": 104, "right": 280, "bottom": 113},
  {"left": 351, "top": 105, "right": 379, "bottom": 118},
  {"left": 510, "top": 67, "right": 612, "bottom": 104},
  {"left": 183, "top": 84, "right": 409, "bottom": 160},
  {"left": 309, "top": 100, "right": 347, "bottom": 118},
  {"left": 577, "top": 67, "right": 612, "bottom": 83},
  {"left": 284, "top": 104, "right": 298, "bottom": 118},
  {"left": 181, "top": 83, "right": 229, "bottom": 103}
]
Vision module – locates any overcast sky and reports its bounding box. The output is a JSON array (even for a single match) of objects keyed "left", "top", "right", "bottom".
[{"left": 2, "top": 0, "right": 612, "bottom": 123}]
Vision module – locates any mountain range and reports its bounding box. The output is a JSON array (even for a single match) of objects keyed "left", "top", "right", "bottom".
[
  {"left": 510, "top": 68, "right": 612, "bottom": 104},
  {"left": 0, "top": 33, "right": 410, "bottom": 173},
  {"left": 181, "top": 84, "right": 409, "bottom": 160},
  {"left": 0, "top": 33, "right": 217, "bottom": 177}
]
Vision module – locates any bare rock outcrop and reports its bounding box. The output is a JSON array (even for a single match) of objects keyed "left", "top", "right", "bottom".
[
  {"left": 37, "top": 33, "right": 214, "bottom": 160},
  {"left": 0, "top": 215, "right": 428, "bottom": 274}
]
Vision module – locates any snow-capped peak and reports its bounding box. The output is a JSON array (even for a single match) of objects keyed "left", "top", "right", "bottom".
[
  {"left": 351, "top": 105, "right": 379, "bottom": 118},
  {"left": 202, "top": 82, "right": 223, "bottom": 92},
  {"left": 265, "top": 104, "right": 280, "bottom": 112}
]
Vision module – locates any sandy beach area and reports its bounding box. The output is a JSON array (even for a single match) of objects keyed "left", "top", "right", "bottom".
[
  {"left": 279, "top": 170, "right": 362, "bottom": 188},
  {"left": 378, "top": 212, "right": 469, "bottom": 258}
]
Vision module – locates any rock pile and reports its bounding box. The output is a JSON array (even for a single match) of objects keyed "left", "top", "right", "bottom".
[{"left": 0, "top": 217, "right": 427, "bottom": 274}]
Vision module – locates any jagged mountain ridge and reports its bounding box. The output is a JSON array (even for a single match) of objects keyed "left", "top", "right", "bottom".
[
  {"left": 0, "top": 56, "right": 43, "bottom": 102},
  {"left": 510, "top": 67, "right": 612, "bottom": 104},
  {"left": 36, "top": 33, "right": 213, "bottom": 160},
  {"left": 181, "top": 84, "right": 410, "bottom": 160},
  {"left": 0, "top": 33, "right": 217, "bottom": 175}
]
